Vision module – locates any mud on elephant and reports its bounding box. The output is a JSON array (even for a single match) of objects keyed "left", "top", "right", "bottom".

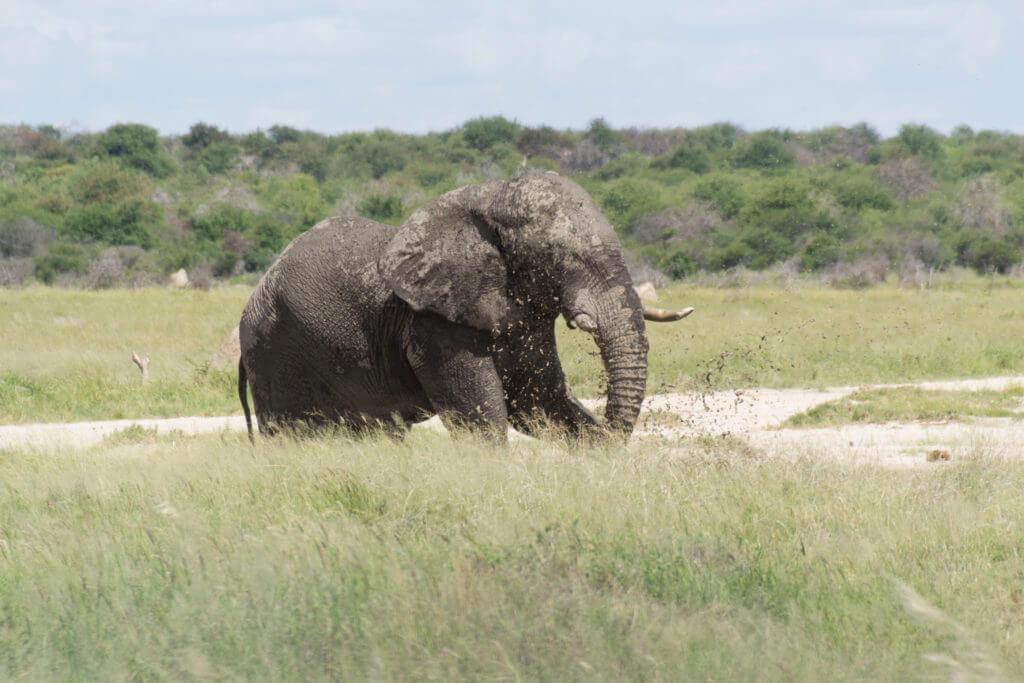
[{"left": 238, "top": 172, "right": 692, "bottom": 440}]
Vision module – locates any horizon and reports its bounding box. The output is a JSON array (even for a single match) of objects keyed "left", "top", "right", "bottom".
[{"left": 3, "top": 117, "right": 1019, "bottom": 140}]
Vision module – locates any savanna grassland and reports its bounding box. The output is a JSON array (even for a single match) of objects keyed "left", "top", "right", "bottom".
[
  {"left": 4, "top": 277, "right": 1024, "bottom": 423},
  {"left": 2, "top": 281, "right": 1024, "bottom": 679},
  {"left": 2, "top": 424, "right": 1023, "bottom": 679}
]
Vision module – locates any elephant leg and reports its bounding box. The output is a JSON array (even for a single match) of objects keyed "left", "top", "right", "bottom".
[
  {"left": 406, "top": 313, "right": 509, "bottom": 437},
  {"left": 496, "top": 324, "right": 601, "bottom": 437}
]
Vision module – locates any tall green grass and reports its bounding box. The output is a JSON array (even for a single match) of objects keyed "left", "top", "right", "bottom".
[{"left": 1, "top": 431, "right": 1021, "bottom": 679}]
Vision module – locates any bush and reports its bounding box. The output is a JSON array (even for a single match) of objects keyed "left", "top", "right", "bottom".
[
  {"left": 708, "top": 241, "right": 751, "bottom": 270},
  {"left": 515, "top": 126, "right": 571, "bottom": 157},
  {"left": 693, "top": 175, "right": 744, "bottom": 218},
  {"left": 357, "top": 194, "right": 404, "bottom": 223},
  {"left": 86, "top": 250, "right": 125, "bottom": 289},
  {"left": 661, "top": 137, "right": 711, "bottom": 174},
  {"left": 660, "top": 248, "right": 695, "bottom": 279},
  {"left": 896, "top": 124, "right": 944, "bottom": 161},
  {"left": 351, "top": 136, "right": 408, "bottom": 178},
  {"left": 745, "top": 178, "right": 825, "bottom": 239},
  {"left": 412, "top": 165, "right": 450, "bottom": 188},
  {"left": 0, "top": 217, "right": 54, "bottom": 257},
  {"left": 34, "top": 242, "right": 91, "bottom": 283},
  {"left": 255, "top": 174, "right": 328, "bottom": 228},
  {"left": 0, "top": 257, "right": 34, "bottom": 286},
  {"left": 461, "top": 117, "right": 520, "bottom": 153},
  {"left": 63, "top": 200, "right": 158, "bottom": 248},
  {"left": 800, "top": 233, "right": 840, "bottom": 271},
  {"left": 95, "top": 123, "right": 174, "bottom": 177},
  {"left": 183, "top": 122, "right": 231, "bottom": 151},
  {"left": 191, "top": 206, "right": 258, "bottom": 242},
  {"left": 586, "top": 118, "right": 619, "bottom": 150},
  {"left": 732, "top": 132, "right": 795, "bottom": 170},
  {"left": 833, "top": 177, "right": 894, "bottom": 211},
  {"left": 742, "top": 229, "right": 796, "bottom": 269},
  {"left": 964, "top": 236, "right": 1020, "bottom": 274},
  {"left": 599, "top": 178, "right": 663, "bottom": 232},
  {"left": 198, "top": 142, "right": 240, "bottom": 174},
  {"left": 68, "top": 161, "right": 144, "bottom": 204}
]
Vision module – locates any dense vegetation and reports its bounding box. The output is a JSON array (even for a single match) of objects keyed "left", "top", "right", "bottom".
[{"left": 1, "top": 117, "right": 1023, "bottom": 288}]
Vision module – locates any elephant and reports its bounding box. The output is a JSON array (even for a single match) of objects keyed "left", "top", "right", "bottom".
[{"left": 237, "top": 172, "right": 692, "bottom": 440}]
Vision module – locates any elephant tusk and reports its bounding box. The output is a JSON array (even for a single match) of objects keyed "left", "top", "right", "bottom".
[{"left": 643, "top": 306, "right": 694, "bottom": 322}]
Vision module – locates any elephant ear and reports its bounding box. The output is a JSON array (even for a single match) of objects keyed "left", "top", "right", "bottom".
[{"left": 379, "top": 185, "right": 509, "bottom": 331}]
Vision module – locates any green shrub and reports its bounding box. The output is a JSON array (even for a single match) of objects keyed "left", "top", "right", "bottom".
[
  {"left": 515, "top": 126, "right": 571, "bottom": 157},
  {"left": 357, "top": 194, "right": 404, "bottom": 224},
  {"left": 68, "top": 161, "right": 144, "bottom": 204},
  {"left": 707, "top": 240, "right": 751, "bottom": 270},
  {"left": 191, "top": 206, "right": 258, "bottom": 242},
  {"left": 599, "top": 178, "right": 663, "bottom": 231},
  {"left": 896, "top": 124, "right": 944, "bottom": 161},
  {"left": 964, "top": 236, "right": 1020, "bottom": 274},
  {"left": 586, "top": 118, "right": 619, "bottom": 150},
  {"left": 256, "top": 174, "right": 328, "bottom": 228},
  {"left": 352, "top": 136, "right": 408, "bottom": 178},
  {"left": 412, "top": 165, "right": 450, "bottom": 188},
  {"left": 800, "top": 233, "right": 841, "bottom": 271},
  {"left": 662, "top": 137, "right": 711, "bottom": 173},
  {"left": 183, "top": 122, "right": 232, "bottom": 150},
  {"left": 268, "top": 125, "right": 301, "bottom": 144},
  {"left": 694, "top": 175, "right": 744, "bottom": 218},
  {"left": 198, "top": 142, "right": 240, "bottom": 174},
  {"left": 34, "top": 242, "right": 91, "bottom": 283},
  {"left": 742, "top": 228, "right": 795, "bottom": 269},
  {"left": 461, "top": 116, "right": 520, "bottom": 153},
  {"left": 833, "top": 177, "right": 894, "bottom": 211},
  {"left": 732, "top": 131, "right": 795, "bottom": 170},
  {"left": 95, "top": 123, "right": 174, "bottom": 177},
  {"left": 62, "top": 200, "right": 158, "bottom": 248},
  {"left": 744, "top": 178, "right": 825, "bottom": 239},
  {"left": 660, "top": 248, "right": 695, "bottom": 279}
]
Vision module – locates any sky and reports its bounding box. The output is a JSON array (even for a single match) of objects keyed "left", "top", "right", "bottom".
[{"left": 2, "top": 0, "right": 1022, "bottom": 137}]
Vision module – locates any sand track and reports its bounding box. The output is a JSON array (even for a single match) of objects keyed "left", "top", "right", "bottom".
[{"left": 3, "top": 376, "right": 1024, "bottom": 466}]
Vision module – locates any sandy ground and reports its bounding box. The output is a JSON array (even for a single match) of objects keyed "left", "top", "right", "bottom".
[{"left": 3, "top": 376, "right": 1024, "bottom": 467}]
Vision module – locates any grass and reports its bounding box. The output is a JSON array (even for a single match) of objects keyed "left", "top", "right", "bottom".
[
  {"left": 785, "top": 386, "right": 1024, "bottom": 428},
  {"left": 5, "top": 277, "right": 1024, "bottom": 422},
  {"left": 0, "top": 286, "right": 248, "bottom": 423},
  {"left": 1, "top": 431, "right": 1022, "bottom": 679}
]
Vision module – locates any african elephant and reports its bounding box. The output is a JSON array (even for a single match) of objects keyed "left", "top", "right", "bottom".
[{"left": 237, "top": 172, "right": 691, "bottom": 440}]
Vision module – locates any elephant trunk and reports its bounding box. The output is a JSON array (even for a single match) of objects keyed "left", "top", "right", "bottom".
[{"left": 594, "top": 301, "right": 649, "bottom": 435}]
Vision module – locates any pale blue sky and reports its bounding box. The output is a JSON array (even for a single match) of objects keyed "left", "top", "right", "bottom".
[{"left": 2, "top": 0, "right": 1022, "bottom": 136}]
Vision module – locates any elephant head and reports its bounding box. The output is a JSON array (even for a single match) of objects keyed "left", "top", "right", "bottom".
[{"left": 379, "top": 172, "right": 687, "bottom": 436}]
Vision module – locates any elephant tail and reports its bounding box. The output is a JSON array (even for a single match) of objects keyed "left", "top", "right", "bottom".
[{"left": 238, "top": 358, "right": 254, "bottom": 444}]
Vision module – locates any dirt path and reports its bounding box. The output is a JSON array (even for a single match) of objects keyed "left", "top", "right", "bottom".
[
  {"left": 629, "top": 375, "right": 1024, "bottom": 467},
  {"left": 3, "top": 376, "right": 1024, "bottom": 466}
]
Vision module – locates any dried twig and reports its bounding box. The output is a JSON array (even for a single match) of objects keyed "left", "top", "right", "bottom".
[{"left": 131, "top": 351, "right": 150, "bottom": 382}]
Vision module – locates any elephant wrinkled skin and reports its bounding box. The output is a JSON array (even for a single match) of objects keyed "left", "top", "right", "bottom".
[{"left": 238, "top": 173, "right": 688, "bottom": 440}]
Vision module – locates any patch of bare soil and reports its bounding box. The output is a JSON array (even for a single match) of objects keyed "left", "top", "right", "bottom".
[
  {"left": 3, "top": 376, "right": 1024, "bottom": 467},
  {"left": 627, "top": 375, "right": 1024, "bottom": 468}
]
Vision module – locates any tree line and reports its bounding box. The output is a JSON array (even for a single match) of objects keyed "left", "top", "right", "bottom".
[{"left": 0, "top": 117, "right": 1022, "bottom": 288}]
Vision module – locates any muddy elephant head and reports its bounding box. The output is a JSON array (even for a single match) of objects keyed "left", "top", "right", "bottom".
[{"left": 379, "top": 172, "right": 689, "bottom": 436}]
